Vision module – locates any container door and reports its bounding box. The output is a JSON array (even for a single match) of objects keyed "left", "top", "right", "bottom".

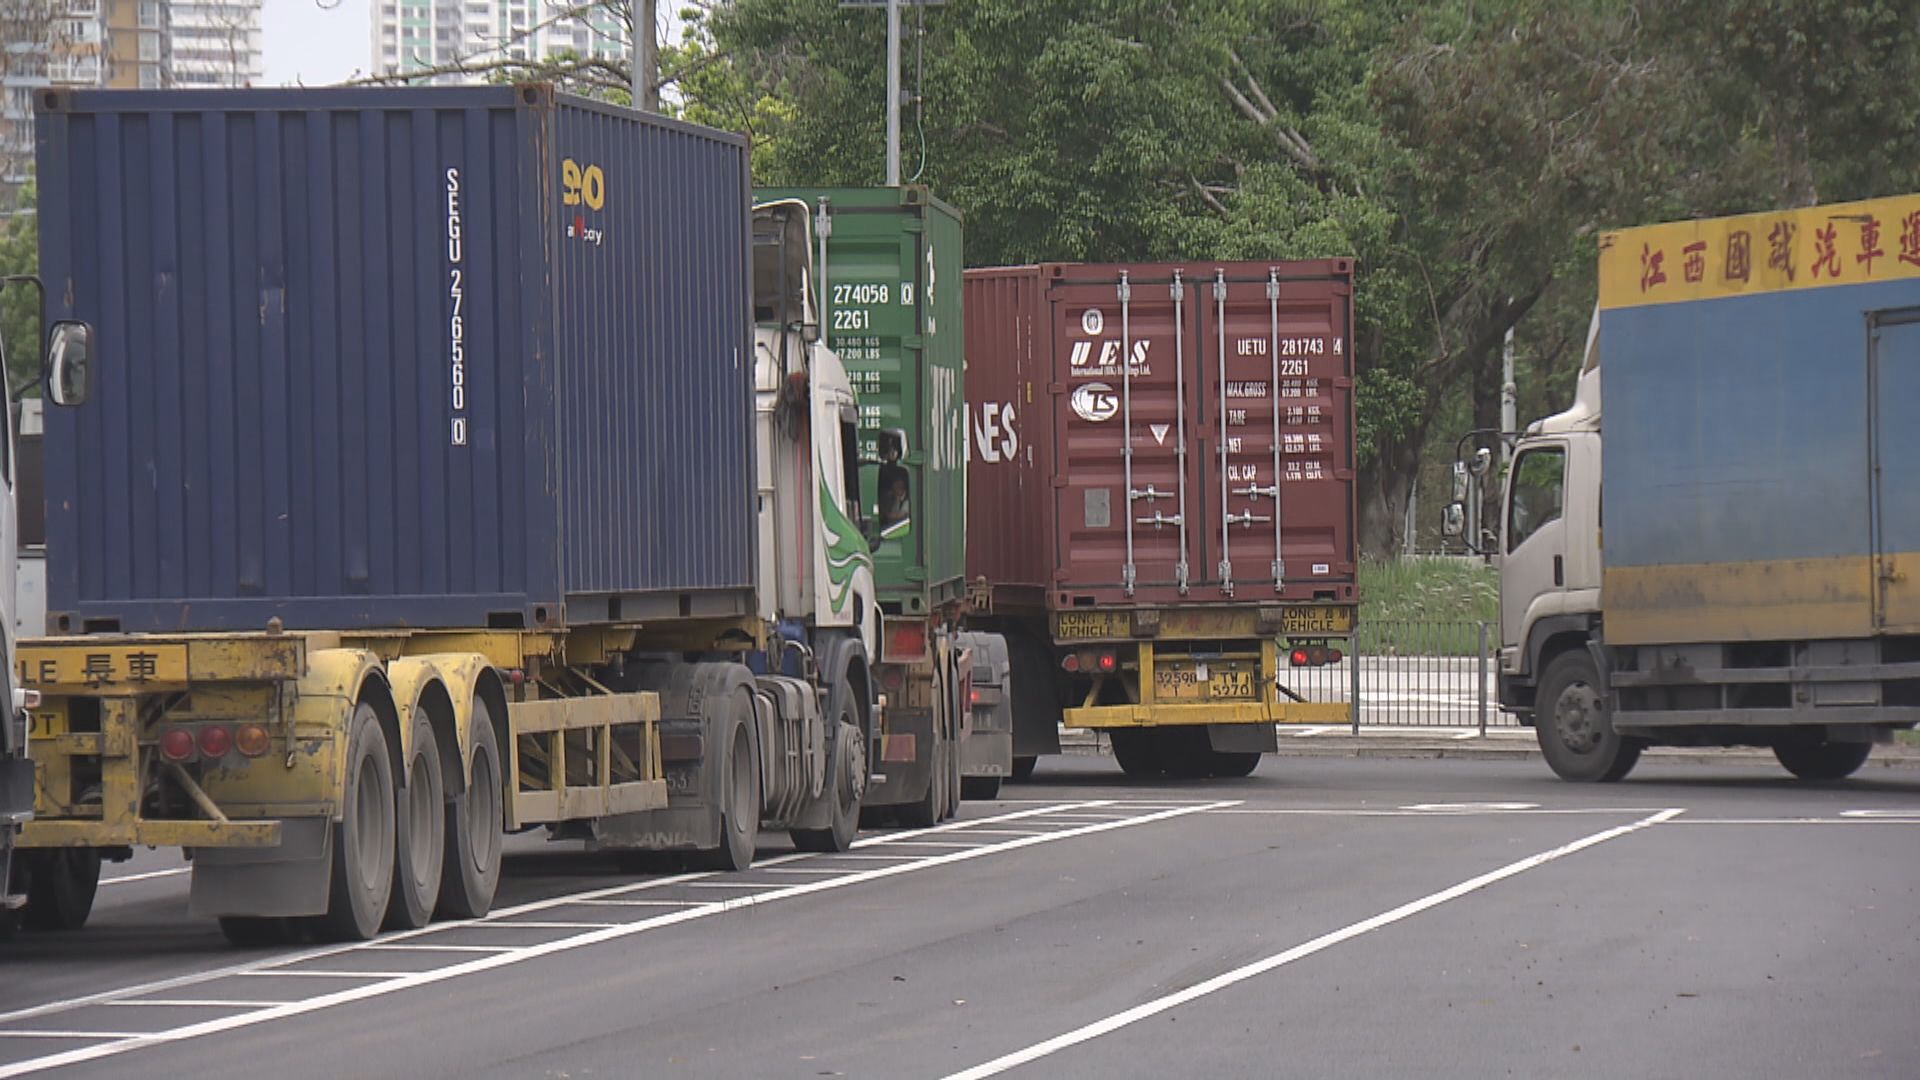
[
  {"left": 1871, "top": 307, "right": 1920, "bottom": 633},
  {"left": 1048, "top": 273, "right": 1203, "bottom": 596},
  {"left": 1194, "top": 269, "right": 1354, "bottom": 598}
]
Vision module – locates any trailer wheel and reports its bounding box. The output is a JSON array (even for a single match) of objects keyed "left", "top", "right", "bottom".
[
  {"left": 439, "top": 697, "right": 504, "bottom": 919},
  {"left": 1536, "top": 652, "right": 1641, "bottom": 783},
  {"left": 1010, "top": 756, "right": 1037, "bottom": 781},
  {"left": 1773, "top": 736, "right": 1872, "bottom": 781},
  {"left": 21, "top": 849, "right": 100, "bottom": 932},
  {"left": 219, "top": 916, "right": 294, "bottom": 948},
  {"left": 386, "top": 713, "right": 446, "bottom": 930},
  {"left": 1109, "top": 729, "right": 1162, "bottom": 778},
  {"left": 792, "top": 703, "right": 863, "bottom": 853},
  {"left": 946, "top": 728, "right": 963, "bottom": 819},
  {"left": 961, "top": 776, "right": 1002, "bottom": 800},
  {"left": 1160, "top": 728, "right": 1215, "bottom": 780},
  {"left": 899, "top": 723, "right": 946, "bottom": 829},
  {"left": 700, "top": 698, "right": 761, "bottom": 872},
  {"left": 315, "top": 700, "right": 396, "bottom": 941}
]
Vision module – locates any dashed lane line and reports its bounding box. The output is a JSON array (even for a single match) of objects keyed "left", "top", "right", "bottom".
[
  {"left": 0, "top": 799, "right": 1236, "bottom": 1077},
  {"left": 941, "top": 807, "right": 1684, "bottom": 1080}
]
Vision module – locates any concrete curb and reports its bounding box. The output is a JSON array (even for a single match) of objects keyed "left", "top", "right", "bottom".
[{"left": 1056, "top": 731, "right": 1920, "bottom": 770}]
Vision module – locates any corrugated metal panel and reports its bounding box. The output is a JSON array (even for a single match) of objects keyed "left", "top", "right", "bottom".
[
  {"left": 755, "top": 186, "right": 966, "bottom": 616},
  {"left": 964, "top": 261, "right": 1357, "bottom": 612},
  {"left": 36, "top": 86, "right": 755, "bottom": 633},
  {"left": 962, "top": 267, "right": 1052, "bottom": 604}
]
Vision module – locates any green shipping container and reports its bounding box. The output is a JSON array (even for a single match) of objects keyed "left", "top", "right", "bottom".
[{"left": 758, "top": 186, "right": 965, "bottom": 616}]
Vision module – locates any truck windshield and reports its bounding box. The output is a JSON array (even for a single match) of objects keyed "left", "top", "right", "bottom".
[{"left": 1507, "top": 447, "right": 1565, "bottom": 553}]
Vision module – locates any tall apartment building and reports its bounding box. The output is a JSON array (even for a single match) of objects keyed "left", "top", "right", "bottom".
[
  {"left": 168, "top": 1, "right": 264, "bottom": 88},
  {"left": 372, "top": 1, "right": 632, "bottom": 84},
  {"left": 1, "top": 1, "right": 260, "bottom": 207}
]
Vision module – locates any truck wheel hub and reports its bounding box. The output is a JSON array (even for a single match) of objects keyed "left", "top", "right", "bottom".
[{"left": 1554, "top": 682, "right": 1605, "bottom": 754}]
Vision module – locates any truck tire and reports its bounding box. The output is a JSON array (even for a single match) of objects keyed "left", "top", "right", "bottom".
[
  {"left": 1535, "top": 652, "right": 1641, "bottom": 783},
  {"left": 899, "top": 733, "right": 945, "bottom": 828},
  {"left": 1773, "top": 737, "right": 1872, "bottom": 781},
  {"left": 1109, "top": 729, "right": 1162, "bottom": 778},
  {"left": 22, "top": 849, "right": 100, "bottom": 932},
  {"left": 386, "top": 713, "right": 446, "bottom": 930},
  {"left": 961, "top": 775, "right": 1002, "bottom": 800},
  {"left": 792, "top": 703, "right": 862, "bottom": 853},
  {"left": 699, "top": 698, "right": 761, "bottom": 872},
  {"left": 315, "top": 700, "right": 396, "bottom": 941},
  {"left": 946, "top": 726, "right": 963, "bottom": 819},
  {"left": 439, "top": 697, "right": 504, "bottom": 919},
  {"left": 1010, "top": 756, "right": 1037, "bottom": 781},
  {"left": 1160, "top": 728, "right": 1215, "bottom": 780}
]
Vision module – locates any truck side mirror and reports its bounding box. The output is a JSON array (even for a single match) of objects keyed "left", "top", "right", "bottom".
[
  {"left": 1451, "top": 461, "right": 1469, "bottom": 502},
  {"left": 46, "top": 321, "right": 92, "bottom": 407},
  {"left": 1442, "top": 502, "right": 1465, "bottom": 539},
  {"left": 800, "top": 321, "right": 822, "bottom": 345},
  {"left": 1469, "top": 447, "right": 1493, "bottom": 478}
]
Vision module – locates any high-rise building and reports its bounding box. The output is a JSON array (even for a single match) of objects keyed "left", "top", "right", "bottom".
[
  {"left": 1, "top": 1, "right": 259, "bottom": 208},
  {"left": 371, "top": 1, "right": 631, "bottom": 85},
  {"left": 167, "top": 1, "right": 264, "bottom": 88}
]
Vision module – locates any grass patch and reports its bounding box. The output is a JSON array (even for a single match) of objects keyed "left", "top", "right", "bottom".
[
  {"left": 1360, "top": 556, "right": 1499, "bottom": 623},
  {"left": 1354, "top": 557, "right": 1499, "bottom": 656}
]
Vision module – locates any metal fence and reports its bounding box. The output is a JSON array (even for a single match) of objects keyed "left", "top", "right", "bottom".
[{"left": 1278, "top": 620, "right": 1512, "bottom": 732}]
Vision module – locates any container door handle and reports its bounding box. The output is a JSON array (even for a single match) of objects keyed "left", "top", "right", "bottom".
[
  {"left": 1215, "top": 270, "right": 1233, "bottom": 597},
  {"left": 1266, "top": 268, "right": 1286, "bottom": 591},
  {"left": 1171, "top": 271, "right": 1191, "bottom": 594},
  {"left": 1119, "top": 271, "right": 1137, "bottom": 595}
]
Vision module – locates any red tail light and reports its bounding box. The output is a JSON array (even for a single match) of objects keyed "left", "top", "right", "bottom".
[
  {"left": 1329, "top": 648, "right": 1344, "bottom": 664},
  {"left": 1061, "top": 653, "right": 1081, "bottom": 673},
  {"left": 1096, "top": 652, "right": 1117, "bottom": 673},
  {"left": 197, "top": 724, "right": 233, "bottom": 759},
  {"left": 234, "top": 723, "right": 271, "bottom": 758},
  {"left": 970, "top": 688, "right": 981, "bottom": 704},
  {"left": 1290, "top": 648, "right": 1310, "bottom": 667},
  {"left": 159, "top": 728, "right": 196, "bottom": 762},
  {"left": 885, "top": 619, "right": 929, "bottom": 663}
]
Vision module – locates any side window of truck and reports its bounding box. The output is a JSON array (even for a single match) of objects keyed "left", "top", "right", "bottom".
[{"left": 1507, "top": 447, "right": 1565, "bottom": 553}]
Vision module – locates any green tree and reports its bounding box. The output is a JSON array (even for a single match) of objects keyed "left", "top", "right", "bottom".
[{"left": 0, "top": 180, "right": 39, "bottom": 395}]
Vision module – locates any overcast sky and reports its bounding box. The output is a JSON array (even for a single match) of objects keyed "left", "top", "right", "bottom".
[{"left": 262, "top": 0, "right": 373, "bottom": 87}]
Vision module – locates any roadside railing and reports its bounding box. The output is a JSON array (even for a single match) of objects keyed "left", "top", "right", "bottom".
[{"left": 1277, "top": 619, "right": 1508, "bottom": 733}]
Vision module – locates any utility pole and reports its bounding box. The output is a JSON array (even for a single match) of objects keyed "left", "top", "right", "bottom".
[
  {"left": 885, "top": 0, "right": 900, "bottom": 185},
  {"left": 634, "top": 0, "right": 658, "bottom": 112},
  {"left": 842, "top": 0, "right": 944, "bottom": 185},
  {"left": 1500, "top": 323, "right": 1516, "bottom": 467}
]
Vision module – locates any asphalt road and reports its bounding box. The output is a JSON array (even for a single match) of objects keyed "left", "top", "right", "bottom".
[{"left": 3, "top": 756, "right": 1917, "bottom": 1079}]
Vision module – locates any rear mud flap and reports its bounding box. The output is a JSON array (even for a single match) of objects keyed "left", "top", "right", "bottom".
[
  {"left": 1206, "top": 723, "right": 1277, "bottom": 754},
  {"left": 188, "top": 816, "right": 332, "bottom": 918}
]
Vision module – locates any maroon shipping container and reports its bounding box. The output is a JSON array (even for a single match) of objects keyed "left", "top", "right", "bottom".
[{"left": 965, "top": 261, "right": 1357, "bottom": 610}]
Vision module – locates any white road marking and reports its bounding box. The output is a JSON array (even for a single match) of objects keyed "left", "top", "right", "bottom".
[
  {"left": 1839, "top": 809, "right": 1920, "bottom": 819},
  {"left": 1450, "top": 731, "right": 1480, "bottom": 741},
  {"left": 1290, "top": 726, "right": 1331, "bottom": 737},
  {"left": 571, "top": 898, "right": 710, "bottom": 907},
  {"left": 0, "top": 1033, "right": 144, "bottom": 1042},
  {"left": 1399, "top": 802, "right": 1538, "bottom": 812},
  {"left": 1209, "top": 807, "right": 1665, "bottom": 817},
  {"left": 465, "top": 921, "right": 616, "bottom": 930},
  {"left": 360, "top": 943, "right": 512, "bottom": 953},
  {"left": 236, "top": 971, "right": 412, "bottom": 980},
  {"left": 103, "top": 1001, "right": 267, "bottom": 1010},
  {"left": 1666, "top": 817, "right": 1920, "bottom": 825},
  {"left": 0, "top": 800, "right": 1223, "bottom": 1076},
  {"left": 940, "top": 807, "right": 1684, "bottom": 1080},
  {"left": 98, "top": 869, "right": 190, "bottom": 887}
]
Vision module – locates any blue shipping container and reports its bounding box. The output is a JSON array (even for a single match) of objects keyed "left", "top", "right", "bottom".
[{"left": 35, "top": 85, "right": 757, "bottom": 633}]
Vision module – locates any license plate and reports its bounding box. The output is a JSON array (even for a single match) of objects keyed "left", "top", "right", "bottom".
[
  {"left": 18, "top": 643, "right": 190, "bottom": 691},
  {"left": 1154, "top": 664, "right": 1257, "bottom": 701},
  {"left": 1280, "top": 606, "right": 1354, "bottom": 636}
]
